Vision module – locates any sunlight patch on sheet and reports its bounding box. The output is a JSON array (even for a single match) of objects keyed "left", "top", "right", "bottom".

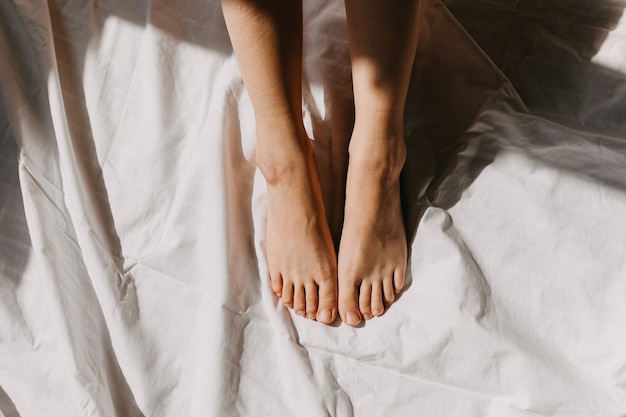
[{"left": 592, "top": 10, "right": 626, "bottom": 74}]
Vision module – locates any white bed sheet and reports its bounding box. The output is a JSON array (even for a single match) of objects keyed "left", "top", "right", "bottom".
[{"left": 1, "top": 0, "right": 626, "bottom": 416}]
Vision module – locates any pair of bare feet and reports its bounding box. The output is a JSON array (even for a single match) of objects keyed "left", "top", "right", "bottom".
[
  {"left": 259, "top": 114, "right": 408, "bottom": 327},
  {"left": 220, "top": 0, "right": 418, "bottom": 326}
]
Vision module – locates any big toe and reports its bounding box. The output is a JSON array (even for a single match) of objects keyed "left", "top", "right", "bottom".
[
  {"left": 339, "top": 281, "right": 362, "bottom": 326},
  {"left": 316, "top": 277, "right": 337, "bottom": 324}
]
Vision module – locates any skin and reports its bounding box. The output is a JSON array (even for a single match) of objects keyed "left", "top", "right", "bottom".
[
  {"left": 339, "top": 0, "right": 419, "bottom": 325},
  {"left": 221, "top": 0, "right": 419, "bottom": 326}
]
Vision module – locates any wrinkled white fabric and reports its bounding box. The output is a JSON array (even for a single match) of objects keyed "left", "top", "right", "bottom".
[{"left": 1, "top": 0, "right": 625, "bottom": 416}]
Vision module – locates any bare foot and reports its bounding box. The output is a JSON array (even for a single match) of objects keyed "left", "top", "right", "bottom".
[
  {"left": 337, "top": 125, "right": 408, "bottom": 326},
  {"left": 258, "top": 122, "right": 338, "bottom": 324}
]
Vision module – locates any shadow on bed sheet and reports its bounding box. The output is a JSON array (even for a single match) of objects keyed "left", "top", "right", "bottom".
[
  {"left": 0, "top": 386, "right": 21, "bottom": 417},
  {"left": 0, "top": 119, "right": 31, "bottom": 289},
  {"left": 401, "top": 0, "right": 513, "bottom": 244},
  {"left": 445, "top": 0, "right": 626, "bottom": 201},
  {"left": 92, "top": 0, "right": 233, "bottom": 56},
  {"left": 444, "top": 0, "right": 626, "bottom": 138},
  {"left": 400, "top": 0, "right": 626, "bottom": 242}
]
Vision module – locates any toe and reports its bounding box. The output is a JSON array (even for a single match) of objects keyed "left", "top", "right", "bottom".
[
  {"left": 293, "top": 284, "right": 306, "bottom": 316},
  {"left": 371, "top": 282, "right": 384, "bottom": 317},
  {"left": 305, "top": 282, "right": 318, "bottom": 319},
  {"left": 393, "top": 266, "right": 406, "bottom": 294},
  {"left": 383, "top": 276, "right": 395, "bottom": 306},
  {"left": 358, "top": 283, "right": 373, "bottom": 320},
  {"left": 270, "top": 273, "right": 283, "bottom": 298},
  {"left": 316, "top": 276, "right": 337, "bottom": 324},
  {"left": 339, "top": 278, "right": 362, "bottom": 326},
  {"left": 281, "top": 281, "right": 294, "bottom": 308}
]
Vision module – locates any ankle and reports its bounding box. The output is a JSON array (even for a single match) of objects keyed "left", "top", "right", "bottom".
[
  {"left": 257, "top": 155, "right": 311, "bottom": 187},
  {"left": 354, "top": 104, "right": 405, "bottom": 131},
  {"left": 255, "top": 117, "right": 312, "bottom": 186},
  {"left": 348, "top": 125, "right": 406, "bottom": 184},
  {"left": 348, "top": 144, "right": 406, "bottom": 185}
]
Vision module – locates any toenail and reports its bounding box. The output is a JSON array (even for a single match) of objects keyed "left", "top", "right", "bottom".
[
  {"left": 318, "top": 309, "right": 332, "bottom": 323},
  {"left": 372, "top": 308, "right": 383, "bottom": 316},
  {"left": 346, "top": 311, "right": 361, "bottom": 325},
  {"left": 296, "top": 310, "right": 305, "bottom": 316},
  {"left": 363, "top": 312, "right": 373, "bottom": 320}
]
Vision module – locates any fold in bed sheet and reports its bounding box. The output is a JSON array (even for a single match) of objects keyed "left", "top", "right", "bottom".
[{"left": 1, "top": 0, "right": 626, "bottom": 416}]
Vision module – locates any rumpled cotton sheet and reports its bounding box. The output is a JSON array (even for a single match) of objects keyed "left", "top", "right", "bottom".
[{"left": 1, "top": 0, "right": 626, "bottom": 416}]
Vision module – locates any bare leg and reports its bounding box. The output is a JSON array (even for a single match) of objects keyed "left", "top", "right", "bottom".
[
  {"left": 338, "top": 0, "right": 419, "bottom": 326},
  {"left": 222, "top": 0, "right": 338, "bottom": 323}
]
